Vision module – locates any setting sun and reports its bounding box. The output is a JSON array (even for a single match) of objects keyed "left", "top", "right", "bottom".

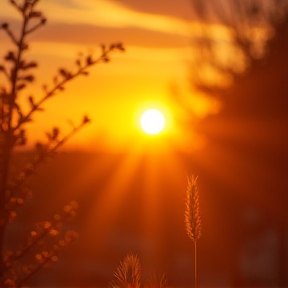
[{"left": 140, "top": 108, "right": 165, "bottom": 135}]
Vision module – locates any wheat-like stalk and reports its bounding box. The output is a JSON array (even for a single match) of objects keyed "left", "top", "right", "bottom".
[
  {"left": 147, "top": 272, "right": 167, "bottom": 288},
  {"left": 111, "top": 253, "right": 141, "bottom": 288},
  {"left": 184, "top": 175, "right": 202, "bottom": 288},
  {"left": 185, "top": 175, "right": 202, "bottom": 241}
]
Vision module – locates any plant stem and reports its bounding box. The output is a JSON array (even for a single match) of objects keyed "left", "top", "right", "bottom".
[
  {"left": 194, "top": 240, "right": 197, "bottom": 288},
  {"left": 0, "top": 10, "right": 28, "bottom": 279}
]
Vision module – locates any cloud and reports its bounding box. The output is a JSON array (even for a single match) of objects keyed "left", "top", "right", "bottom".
[
  {"left": 48, "top": 0, "right": 231, "bottom": 41},
  {"left": 43, "top": 0, "right": 191, "bottom": 37},
  {"left": 0, "top": 0, "right": 231, "bottom": 42},
  {"left": 24, "top": 41, "right": 191, "bottom": 64}
]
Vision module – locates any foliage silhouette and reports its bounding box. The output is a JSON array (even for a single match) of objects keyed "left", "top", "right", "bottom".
[
  {"left": 177, "top": 1, "right": 288, "bottom": 286},
  {"left": 171, "top": 0, "right": 288, "bottom": 118},
  {"left": 187, "top": 0, "right": 288, "bottom": 96},
  {"left": 0, "top": 0, "right": 124, "bottom": 286}
]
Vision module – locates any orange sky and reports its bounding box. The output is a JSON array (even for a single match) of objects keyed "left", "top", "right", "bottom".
[
  {"left": 0, "top": 0, "right": 236, "bottom": 152},
  {"left": 1, "top": 2, "right": 287, "bottom": 286}
]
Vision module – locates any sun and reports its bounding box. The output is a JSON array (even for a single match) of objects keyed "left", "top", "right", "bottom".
[{"left": 140, "top": 108, "right": 165, "bottom": 135}]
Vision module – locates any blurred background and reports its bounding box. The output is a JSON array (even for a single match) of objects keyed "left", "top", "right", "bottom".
[{"left": 1, "top": 0, "right": 288, "bottom": 287}]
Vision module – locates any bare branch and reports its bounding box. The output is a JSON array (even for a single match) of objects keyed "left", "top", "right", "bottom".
[
  {"left": 16, "top": 229, "right": 78, "bottom": 287},
  {"left": 1, "top": 24, "right": 18, "bottom": 46},
  {"left": 7, "top": 118, "right": 90, "bottom": 205},
  {"left": 0, "top": 1, "right": 124, "bottom": 286},
  {"left": 14, "top": 43, "right": 123, "bottom": 131},
  {"left": 0, "top": 65, "right": 10, "bottom": 81},
  {"left": 25, "top": 18, "right": 46, "bottom": 34},
  {"left": 4, "top": 205, "right": 77, "bottom": 269}
]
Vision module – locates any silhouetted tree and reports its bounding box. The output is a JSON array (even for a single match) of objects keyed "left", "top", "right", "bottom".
[
  {"left": 187, "top": 0, "right": 288, "bottom": 98},
  {"left": 0, "top": 0, "right": 124, "bottom": 286}
]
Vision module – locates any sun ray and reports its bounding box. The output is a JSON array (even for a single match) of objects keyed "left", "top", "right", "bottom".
[
  {"left": 139, "top": 145, "right": 185, "bottom": 269},
  {"left": 82, "top": 143, "right": 148, "bottom": 247}
]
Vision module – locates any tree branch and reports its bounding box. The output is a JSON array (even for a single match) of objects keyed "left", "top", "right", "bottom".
[
  {"left": 25, "top": 18, "right": 46, "bottom": 35},
  {"left": 1, "top": 25, "right": 18, "bottom": 46},
  {"left": 7, "top": 117, "right": 90, "bottom": 205},
  {"left": 5, "top": 209, "right": 73, "bottom": 269},
  {"left": 14, "top": 44, "right": 123, "bottom": 131}
]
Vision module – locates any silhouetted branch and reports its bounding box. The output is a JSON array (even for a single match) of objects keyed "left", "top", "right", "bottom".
[
  {"left": 16, "top": 229, "right": 78, "bottom": 288},
  {"left": 14, "top": 43, "right": 124, "bottom": 131},
  {"left": 3, "top": 203, "right": 77, "bottom": 273},
  {"left": 0, "top": 0, "right": 124, "bottom": 286},
  {"left": 7, "top": 117, "right": 90, "bottom": 206},
  {"left": 0, "top": 23, "right": 18, "bottom": 45},
  {"left": 0, "top": 65, "right": 10, "bottom": 80}
]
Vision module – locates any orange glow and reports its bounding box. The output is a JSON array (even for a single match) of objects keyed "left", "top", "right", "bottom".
[
  {"left": 0, "top": 0, "right": 230, "bottom": 153},
  {"left": 1, "top": 0, "right": 285, "bottom": 286}
]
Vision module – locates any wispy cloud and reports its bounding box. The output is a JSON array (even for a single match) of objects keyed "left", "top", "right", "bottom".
[
  {"left": 45, "top": 0, "right": 191, "bottom": 36},
  {"left": 0, "top": 0, "right": 231, "bottom": 41},
  {"left": 25, "top": 41, "right": 191, "bottom": 63}
]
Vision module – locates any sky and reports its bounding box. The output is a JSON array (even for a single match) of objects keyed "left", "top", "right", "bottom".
[
  {"left": 1, "top": 1, "right": 287, "bottom": 286},
  {"left": 0, "top": 0, "right": 226, "bottom": 152}
]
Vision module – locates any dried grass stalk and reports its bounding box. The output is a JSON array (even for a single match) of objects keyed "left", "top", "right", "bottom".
[
  {"left": 111, "top": 253, "right": 141, "bottom": 288},
  {"left": 185, "top": 175, "right": 202, "bottom": 242},
  {"left": 147, "top": 272, "right": 167, "bottom": 288},
  {"left": 184, "top": 175, "right": 202, "bottom": 288}
]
